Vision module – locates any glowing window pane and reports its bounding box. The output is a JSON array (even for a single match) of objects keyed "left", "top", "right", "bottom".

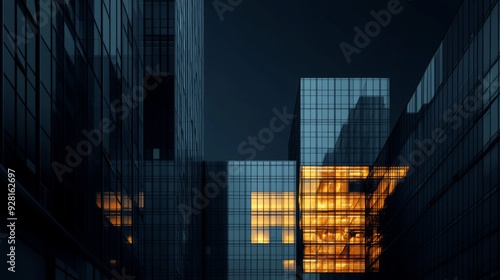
[
  {"left": 283, "top": 260, "right": 295, "bottom": 271},
  {"left": 282, "top": 229, "right": 295, "bottom": 244},
  {"left": 300, "top": 166, "right": 407, "bottom": 273},
  {"left": 251, "top": 229, "right": 269, "bottom": 244},
  {"left": 250, "top": 192, "right": 296, "bottom": 243}
]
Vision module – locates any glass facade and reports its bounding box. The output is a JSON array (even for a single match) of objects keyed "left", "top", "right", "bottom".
[
  {"left": 1, "top": 0, "right": 204, "bottom": 279},
  {"left": 289, "top": 78, "right": 392, "bottom": 277},
  {"left": 142, "top": 160, "right": 176, "bottom": 279},
  {"left": 175, "top": 0, "right": 205, "bottom": 278},
  {"left": 141, "top": 0, "right": 204, "bottom": 279},
  {"left": 300, "top": 166, "right": 370, "bottom": 274},
  {"left": 144, "top": 0, "right": 174, "bottom": 75},
  {"left": 295, "top": 78, "right": 390, "bottom": 166},
  {"left": 1, "top": 0, "right": 145, "bottom": 279},
  {"left": 204, "top": 161, "right": 230, "bottom": 279},
  {"left": 366, "top": 0, "right": 500, "bottom": 279},
  {"left": 143, "top": 0, "right": 175, "bottom": 161},
  {"left": 299, "top": 166, "right": 407, "bottom": 275},
  {"left": 141, "top": 1, "right": 175, "bottom": 279},
  {"left": 204, "top": 161, "right": 297, "bottom": 280}
]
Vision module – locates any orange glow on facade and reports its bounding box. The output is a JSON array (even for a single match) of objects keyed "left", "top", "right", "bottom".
[
  {"left": 283, "top": 260, "right": 296, "bottom": 271},
  {"left": 300, "top": 166, "right": 407, "bottom": 273},
  {"left": 96, "top": 192, "right": 144, "bottom": 227},
  {"left": 250, "top": 192, "right": 295, "bottom": 244}
]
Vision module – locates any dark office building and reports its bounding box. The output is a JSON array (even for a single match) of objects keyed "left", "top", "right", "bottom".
[
  {"left": 174, "top": 0, "right": 205, "bottom": 276},
  {"left": 142, "top": 0, "right": 204, "bottom": 279},
  {"left": 141, "top": 1, "right": 175, "bottom": 279},
  {"left": 1, "top": 0, "right": 145, "bottom": 279},
  {"left": 143, "top": 0, "right": 175, "bottom": 161},
  {"left": 203, "top": 161, "right": 229, "bottom": 279},
  {"left": 366, "top": 0, "right": 500, "bottom": 279}
]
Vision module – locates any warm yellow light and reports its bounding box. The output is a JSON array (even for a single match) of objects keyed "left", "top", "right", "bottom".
[
  {"left": 282, "top": 229, "right": 295, "bottom": 244},
  {"left": 251, "top": 192, "right": 295, "bottom": 211},
  {"left": 96, "top": 193, "right": 122, "bottom": 210},
  {"left": 106, "top": 214, "right": 132, "bottom": 227},
  {"left": 301, "top": 166, "right": 370, "bottom": 180},
  {"left": 251, "top": 214, "right": 295, "bottom": 227},
  {"left": 303, "top": 259, "right": 365, "bottom": 273},
  {"left": 137, "top": 192, "right": 144, "bottom": 208},
  {"left": 299, "top": 166, "right": 408, "bottom": 273},
  {"left": 127, "top": 236, "right": 133, "bottom": 244},
  {"left": 96, "top": 192, "right": 144, "bottom": 211},
  {"left": 283, "top": 260, "right": 295, "bottom": 271},
  {"left": 283, "top": 215, "right": 295, "bottom": 226},
  {"left": 251, "top": 192, "right": 296, "bottom": 244},
  {"left": 122, "top": 216, "right": 132, "bottom": 226},
  {"left": 251, "top": 229, "right": 269, "bottom": 244},
  {"left": 96, "top": 192, "right": 141, "bottom": 228}
]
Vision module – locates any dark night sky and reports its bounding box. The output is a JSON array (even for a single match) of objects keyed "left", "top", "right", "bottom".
[{"left": 204, "top": 0, "right": 463, "bottom": 161}]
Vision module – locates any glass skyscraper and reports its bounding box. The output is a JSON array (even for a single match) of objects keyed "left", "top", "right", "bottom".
[
  {"left": 142, "top": 0, "right": 204, "bottom": 279},
  {"left": 142, "top": 1, "right": 175, "bottom": 279},
  {"left": 1, "top": 0, "right": 145, "bottom": 278},
  {"left": 291, "top": 78, "right": 390, "bottom": 167},
  {"left": 288, "top": 78, "right": 394, "bottom": 278},
  {"left": 366, "top": 0, "right": 500, "bottom": 279},
  {"left": 1, "top": 0, "right": 203, "bottom": 279}
]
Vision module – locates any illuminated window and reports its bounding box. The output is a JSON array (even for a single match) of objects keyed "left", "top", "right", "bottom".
[
  {"left": 96, "top": 192, "right": 142, "bottom": 227},
  {"left": 251, "top": 228, "right": 269, "bottom": 244},
  {"left": 250, "top": 192, "right": 295, "bottom": 244},
  {"left": 300, "top": 166, "right": 408, "bottom": 273},
  {"left": 282, "top": 229, "right": 295, "bottom": 244},
  {"left": 283, "top": 260, "right": 295, "bottom": 271}
]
